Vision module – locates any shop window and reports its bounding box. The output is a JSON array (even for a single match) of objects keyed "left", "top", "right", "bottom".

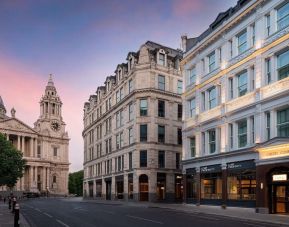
[
  {"left": 186, "top": 171, "right": 197, "bottom": 200},
  {"left": 201, "top": 172, "right": 222, "bottom": 199},
  {"left": 227, "top": 170, "right": 256, "bottom": 200},
  {"left": 277, "top": 108, "right": 289, "bottom": 137}
]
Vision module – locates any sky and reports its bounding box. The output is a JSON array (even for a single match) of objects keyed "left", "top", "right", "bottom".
[{"left": 0, "top": 0, "right": 238, "bottom": 172}]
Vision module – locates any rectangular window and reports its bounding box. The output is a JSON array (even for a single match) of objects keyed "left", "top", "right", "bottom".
[
  {"left": 116, "top": 134, "right": 120, "bottom": 149},
  {"left": 188, "top": 67, "right": 196, "bottom": 85},
  {"left": 266, "top": 112, "right": 271, "bottom": 140},
  {"left": 118, "top": 156, "right": 121, "bottom": 172},
  {"left": 158, "top": 151, "right": 165, "bottom": 168},
  {"left": 277, "top": 50, "right": 289, "bottom": 80},
  {"left": 266, "top": 58, "right": 271, "bottom": 84},
  {"left": 208, "top": 51, "right": 216, "bottom": 72},
  {"left": 177, "top": 80, "right": 183, "bottom": 94},
  {"left": 120, "top": 110, "right": 123, "bottom": 126},
  {"left": 202, "top": 132, "right": 206, "bottom": 154},
  {"left": 229, "top": 123, "right": 233, "bottom": 149},
  {"left": 129, "top": 128, "right": 133, "bottom": 145},
  {"left": 37, "top": 145, "right": 41, "bottom": 158},
  {"left": 129, "top": 103, "right": 133, "bottom": 121},
  {"left": 158, "top": 75, "right": 165, "bottom": 90},
  {"left": 129, "top": 152, "right": 132, "bottom": 170},
  {"left": 229, "top": 77, "right": 233, "bottom": 99},
  {"left": 201, "top": 92, "right": 206, "bottom": 111},
  {"left": 159, "top": 53, "right": 165, "bottom": 66},
  {"left": 140, "top": 124, "right": 147, "bottom": 142},
  {"left": 120, "top": 132, "right": 124, "bottom": 148},
  {"left": 53, "top": 147, "right": 57, "bottom": 156},
  {"left": 108, "top": 98, "right": 112, "bottom": 109},
  {"left": 116, "top": 91, "right": 120, "bottom": 103},
  {"left": 238, "top": 71, "right": 248, "bottom": 97},
  {"left": 140, "top": 99, "right": 148, "bottom": 116},
  {"left": 266, "top": 14, "right": 271, "bottom": 36},
  {"left": 237, "top": 30, "right": 247, "bottom": 54},
  {"left": 178, "top": 104, "right": 182, "bottom": 120},
  {"left": 116, "top": 111, "right": 120, "bottom": 128},
  {"left": 128, "top": 79, "right": 133, "bottom": 93},
  {"left": 189, "top": 98, "right": 195, "bottom": 117},
  {"left": 120, "top": 87, "right": 124, "bottom": 100},
  {"left": 229, "top": 39, "right": 233, "bottom": 57},
  {"left": 238, "top": 120, "right": 247, "bottom": 148},
  {"left": 208, "top": 87, "right": 217, "bottom": 109},
  {"left": 158, "top": 125, "right": 165, "bottom": 143},
  {"left": 208, "top": 130, "right": 216, "bottom": 154},
  {"left": 219, "top": 47, "right": 222, "bottom": 63},
  {"left": 158, "top": 100, "right": 165, "bottom": 117},
  {"left": 277, "top": 108, "right": 289, "bottom": 137},
  {"left": 140, "top": 150, "right": 147, "bottom": 167},
  {"left": 176, "top": 153, "right": 181, "bottom": 169},
  {"left": 190, "top": 137, "right": 196, "bottom": 157},
  {"left": 177, "top": 128, "right": 182, "bottom": 145},
  {"left": 277, "top": 2, "right": 289, "bottom": 30}
]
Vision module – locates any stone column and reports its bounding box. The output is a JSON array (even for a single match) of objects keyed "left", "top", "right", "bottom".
[
  {"left": 17, "top": 136, "right": 21, "bottom": 150},
  {"left": 34, "top": 138, "right": 37, "bottom": 158},
  {"left": 124, "top": 174, "right": 128, "bottom": 201},
  {"left": 30, "top": 166, "right": 34, "bottom": 190},
  {"left": 42, "top": 167, "right": 46, "bottom": 191},
  {"left": 35, "top": 166, "right": 38, "bottom": 190},
  {"left": 111, "top": 175, "right": 115, "bottom": 200},
  {"left": 47, "top": 168, "right": 50, "bottom": 190},
  {"left": 30, "top": 138, "right": 34, "bottom": 157},
  {"left": 22, "top": 136, "right": 25, "bottom": 155}
]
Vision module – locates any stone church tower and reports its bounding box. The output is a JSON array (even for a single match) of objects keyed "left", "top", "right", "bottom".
[{"left": 0, "top": 75, "right": 69, "bottom": 195}]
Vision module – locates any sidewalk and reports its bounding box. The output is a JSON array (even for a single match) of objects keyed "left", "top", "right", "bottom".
[
  {"left": 73, "top": 198, "right": 289, "bottom": 226},
  {"left": 0, "top": 202, "right": 30, "bottom": 227}
]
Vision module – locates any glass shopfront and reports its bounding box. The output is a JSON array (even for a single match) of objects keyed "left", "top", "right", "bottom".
[
  {"left": 200, "top": 164, "right": 222, "bottom": 204},
  {"left": 186, "top": 168, "right": 198, "bottom": 203},
  {"left": 128, "top": 174, "right": 133, "bottom": 200},
  {"left": 157, "top": 173, "right": 166, "bottom": 201},
  {"left": 115, "top": 175, "right": 124, "bottom": 199},
  {"left": 227, "top": 160, "right": 256, "bottom": 207},
  {"left": 95, "top": 180, "right": 102, "bottom": 198}
]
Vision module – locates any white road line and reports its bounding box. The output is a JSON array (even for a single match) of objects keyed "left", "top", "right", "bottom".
[
  {"left": 56, "top": 219, "right": 70, "bottom": 227},
  {"left": 126, "top": 215, "right": 163, "bottom": 225},
  {"left": 43, "top": 212, "right": 53, "bottom": 218},
  {"left": 34, "top": 208, "right": 41, "bottom": 212}
]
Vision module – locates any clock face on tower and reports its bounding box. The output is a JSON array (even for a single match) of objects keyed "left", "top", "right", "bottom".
[{"left": 51, "top": 120, "right": 61, "bottom": 131}]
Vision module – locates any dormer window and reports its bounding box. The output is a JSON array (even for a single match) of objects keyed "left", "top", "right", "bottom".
[
  {"left": 129, "top": 58, "right": 133, "bottom": 70},
  {"left": 118, "top": 69, "right": 122, "bottom": 81},
  {"left": 158, "top": 49, "right": 166, "bottom": 66}
]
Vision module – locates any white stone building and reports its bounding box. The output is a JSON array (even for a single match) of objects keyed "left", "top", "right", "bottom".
[
  {"left": 0, "top": 76, "right": 69, "bottom": 195},
  {"left": 83, "top": 41, "right": 183, "bottom": 202},
  {"left": 181, "top": 0, "right": 289, "bottom": 214}
]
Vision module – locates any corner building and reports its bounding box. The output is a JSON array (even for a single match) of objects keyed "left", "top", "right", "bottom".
[
  {"left": 0, "top": 76, "right": 69, "bottom": 196},
  {"left": 182, "top": 0, "right": 289, "bottom": 214},
  {"left": 83, "top": 41, "right": 183, "bottom": 202}
]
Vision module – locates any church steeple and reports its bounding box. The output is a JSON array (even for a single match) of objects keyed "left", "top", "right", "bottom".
[
  {"left": 39, "top": 75, "right": 63, "bottom": 120},
  {"left": 0, "top": 96, "right": 7, "bottom": 119}
]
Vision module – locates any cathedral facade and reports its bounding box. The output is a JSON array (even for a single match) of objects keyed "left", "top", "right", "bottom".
[{"left": 0, "top": 76, "right": 69, "bottom": 195}]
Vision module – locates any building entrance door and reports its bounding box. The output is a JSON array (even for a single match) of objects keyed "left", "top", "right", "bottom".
[
  {"left": 273, "top": 185, "right": 289, "bottom": 214},
  {"left": 106, "top": 181, "right": 111, "bottom": 200}
]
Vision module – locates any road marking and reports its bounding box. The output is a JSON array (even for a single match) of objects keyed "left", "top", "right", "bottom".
[
  {"left": 56, "top": 219, "right": 70, "bottom": 227},
  {"left": 43, "top": 212, "right": 53, "bottom": 218},
  {"left": 73, "top": 207, "right": 88, "bottom": 211},
  {"left": 243, "top": 223, "right": 265, "bottom": 227},
  {"left": 126, "top": 215, "right": 163, "bottom": 225},
  {"left": 34, "top": 208, "right": 41, "bottom": 212}
]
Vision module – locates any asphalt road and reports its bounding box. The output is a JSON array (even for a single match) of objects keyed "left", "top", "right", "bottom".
[{"left": 19, "top": 198, "right": 279, "bottom": 227}]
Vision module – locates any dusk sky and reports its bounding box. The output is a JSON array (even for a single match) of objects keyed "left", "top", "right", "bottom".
[{"left": 0, "top": 0, "right": 238, "bottom": 172}]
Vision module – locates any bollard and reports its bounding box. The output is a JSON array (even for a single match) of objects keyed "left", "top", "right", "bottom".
[
  {"left": 14, "top": 203, "right": 20, "bottom": 227},
  {"left": 12, "top": 197, "right": 16, "bottom": 213}
]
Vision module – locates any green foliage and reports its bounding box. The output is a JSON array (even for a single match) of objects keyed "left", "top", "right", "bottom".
[
  {"left": 0, "top": 133, "right": 26, "bottom": 188},
  {"left": 68, "top": 170, "right": 83, "bottom": 196}
]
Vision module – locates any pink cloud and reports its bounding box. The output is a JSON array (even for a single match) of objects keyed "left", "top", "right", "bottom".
[{"left": 171, "top": 0, "right": 204, "bottom": 17}]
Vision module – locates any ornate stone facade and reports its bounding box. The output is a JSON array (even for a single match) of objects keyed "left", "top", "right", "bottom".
[
  {"left": 83, "top": 41, "right": 183, "bottom": 202},
  {"left": 0, "top": 76, "right": 69, "bottom": 195}
]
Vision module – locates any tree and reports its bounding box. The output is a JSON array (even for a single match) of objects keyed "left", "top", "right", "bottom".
[
  {"left": 68, "top": 170, "right": 83, "bottom": 196},
  {"left": 0, "top": 133, "right": 26, "bottom": 188}
]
